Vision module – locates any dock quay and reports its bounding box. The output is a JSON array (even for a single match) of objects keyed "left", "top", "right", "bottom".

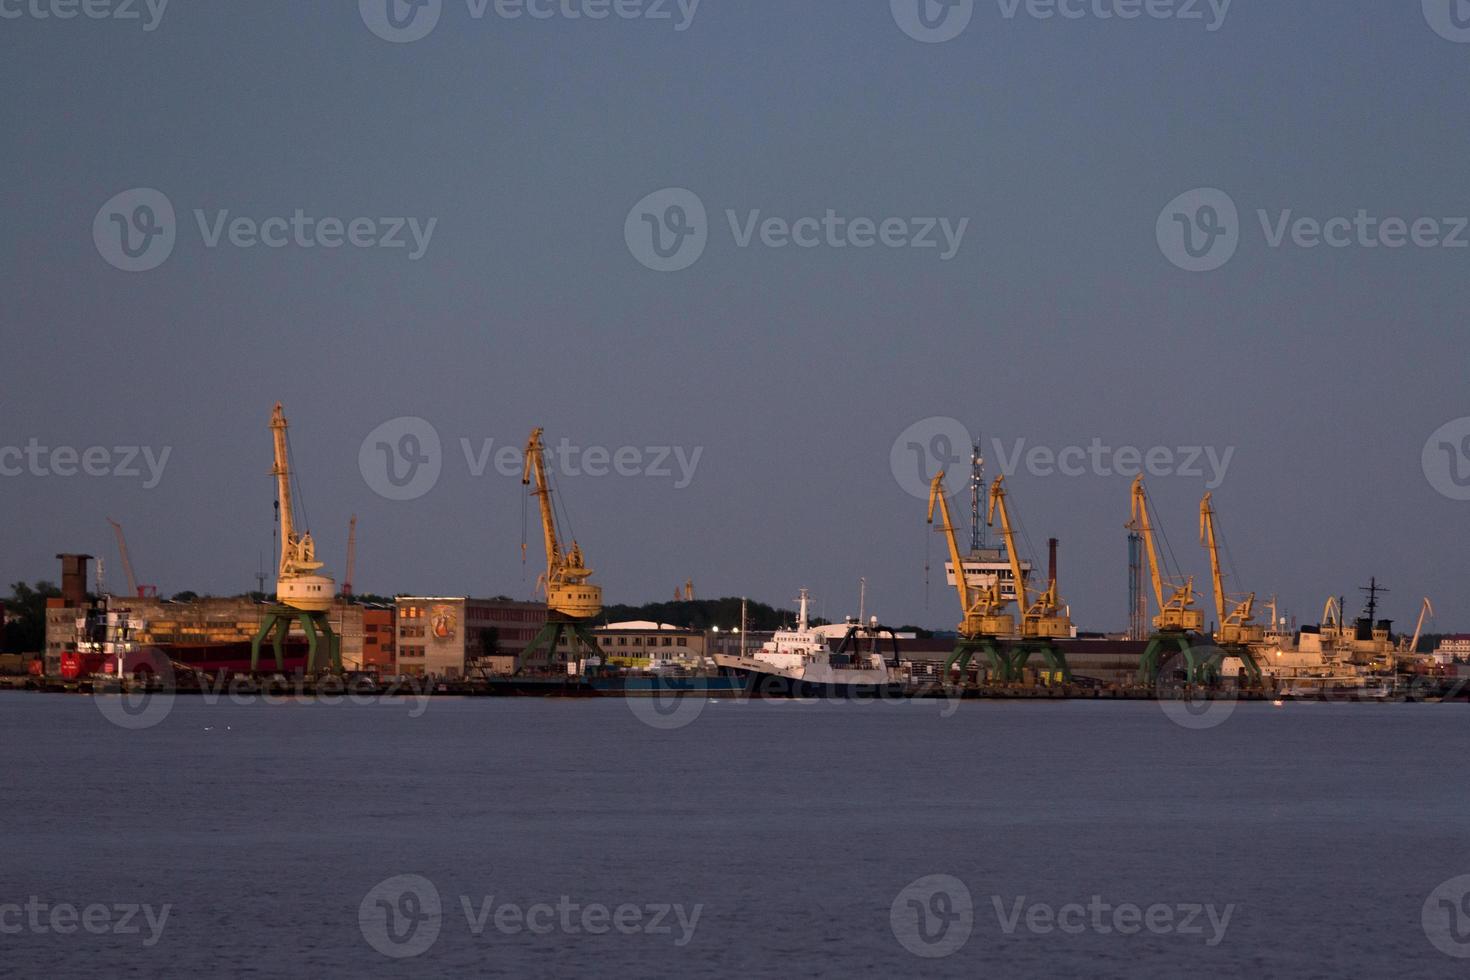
[{"left": 7, "top": 673, "right": 1466, "bottom": 704}]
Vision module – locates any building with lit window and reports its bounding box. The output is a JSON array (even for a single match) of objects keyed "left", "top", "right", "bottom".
[
  {"left": 593, "top": 621, "right": 705, "bottom": 669},
  {"left": 394, "top": 597, "right": 549, "bottom": 677}
]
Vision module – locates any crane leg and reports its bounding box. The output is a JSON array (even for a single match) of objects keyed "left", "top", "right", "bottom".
[{"left": 1138, "top": 635, "right": 1167, "bottom": 686}]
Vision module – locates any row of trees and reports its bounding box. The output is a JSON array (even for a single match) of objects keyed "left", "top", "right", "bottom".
[{"left": 1, "top": 581, "right": 60, "bottom": 654}]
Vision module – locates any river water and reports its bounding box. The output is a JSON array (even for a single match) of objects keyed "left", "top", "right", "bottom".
[{"left": 2, "top": 691, "right": 1468, "bottom": 977}]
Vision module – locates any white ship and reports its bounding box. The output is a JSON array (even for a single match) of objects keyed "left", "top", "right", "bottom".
[
  {"left": 1250, "top": 599, "right": 1397, "bottom": 699},
  {"left": 713, "top": 589, "right": 905, "bottom": 697}
]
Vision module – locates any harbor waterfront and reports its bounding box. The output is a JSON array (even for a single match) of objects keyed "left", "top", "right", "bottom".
[{"left": 3, "top": 693, "right": 1468, "bottom": 978}]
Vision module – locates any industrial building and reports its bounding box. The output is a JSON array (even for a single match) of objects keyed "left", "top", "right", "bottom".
[
  {"left": 394, "top": 597, "right": 549, "bottom": 677},
  {"left": 593, "top": 621, "right": 705, "bottom": 668}
]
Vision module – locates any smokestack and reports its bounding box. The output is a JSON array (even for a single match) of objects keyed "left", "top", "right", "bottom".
[
  {"left": 56, "top": 553, "right": 93, "bottom": 607},
  {"left": 1048, "top": 538, "right": 1058, "bottom": 589}
]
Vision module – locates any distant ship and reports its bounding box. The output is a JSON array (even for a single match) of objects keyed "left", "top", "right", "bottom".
[
  {"left": 59, "top": 599, "right": 313, "bottom": 679},
  {"left": 712, "top": 589, "right": 906, "bottom": 697}
]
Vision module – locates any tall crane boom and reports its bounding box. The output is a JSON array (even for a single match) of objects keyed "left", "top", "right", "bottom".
[
  {"left": 987, "top": 476, "right": 1071, "bottom": 639},
  {"left": 1127, "top": 476, "right": 1203, "bottom": 633},
  {"left": 927, "top": 471, "right": 1011, "bottom": 637},
  {"left": 522, "top": 428, "right": 602, "bottom": 620},
  {"left": 269, "top": 403, "right": 334, "bottom": 612},
  {"left": 106, "top": 518, "right": 156, "bottom": 598},
  {"left": 1198, "top": 492, "right": 1262, "bottom": 644}
]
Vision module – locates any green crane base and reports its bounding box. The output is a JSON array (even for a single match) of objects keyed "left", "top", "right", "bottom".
[
  {"left": 517, "top": 616, "right": 603, "bottom": 674},
  {"left": 1138, "top": 633, "right": 1261, "bottom": 687},
  {"left": 941, "top": 637, "right": 1004, "bottom": 686},
  {"left": 1006, "top": 642, "right": 1072, "bottom": 684},
  {"left": 1193, "top": 643, "right": 1264, "bottom": 687},
  {"left": 250, "top": 607, "right": 341, "bottom": 675},
  {"left": 1138, "top": 632, "right": 1201, "bottom": 686}
]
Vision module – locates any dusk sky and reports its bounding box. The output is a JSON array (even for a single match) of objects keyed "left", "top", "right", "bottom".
[{"left": 3, "top": 1, "right": 1468, "bottom": 633}]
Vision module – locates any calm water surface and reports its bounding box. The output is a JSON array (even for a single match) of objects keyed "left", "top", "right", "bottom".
[{"left": 2, "top": 691, "right": 1468, "bottom": 978}]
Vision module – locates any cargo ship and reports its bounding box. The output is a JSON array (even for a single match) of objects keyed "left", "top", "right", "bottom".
[{"left": 60, "top": 598, "right": 313, "bottom": 679}]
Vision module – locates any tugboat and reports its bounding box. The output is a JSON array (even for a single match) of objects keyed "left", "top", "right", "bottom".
[{"left": 712, "top": 589, "right": 906, "bottom": 698}]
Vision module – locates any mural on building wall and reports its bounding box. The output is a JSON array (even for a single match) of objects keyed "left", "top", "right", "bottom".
[{"left": 431, "top": 606, "right": 457, "bottom": 643}]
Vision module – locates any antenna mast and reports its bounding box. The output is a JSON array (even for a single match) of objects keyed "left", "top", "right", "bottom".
[{"left": 969, "top": 439, "right": 986, "bottom": 553}]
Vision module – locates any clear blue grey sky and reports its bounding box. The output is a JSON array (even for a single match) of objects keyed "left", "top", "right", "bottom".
[{"left": 2, "top": 1, "right": 1467, "bottom": 633}]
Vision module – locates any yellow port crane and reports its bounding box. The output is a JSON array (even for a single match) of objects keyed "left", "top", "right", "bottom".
[
  {"left": 1128, "top": 476, "right": 1203, "bottom": 633},
  {"left": 927, "top": 470, "right": 1012, "bottom": 684},
  {"left": 987, "top": 475, "right": 1071, "bottom": 682},
  {"left": 1198, "top": 493, "right": 1263, "bottom": 645},
  {"left": 250, "top": 402, "right": 340, "bottom": 674},
  {"left": 1127, "top": 476, "right": 1209, "bottom": 686},
  {"left": 1197, "top": 492, "right": 1263, "bottom": 684},
  {"left": 518, "top": 427, "right": 603, "bottom": 672}
]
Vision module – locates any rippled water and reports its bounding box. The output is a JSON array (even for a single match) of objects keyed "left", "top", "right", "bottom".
[{"left": 3, "top": 691, "right": 1468, "bottom": 978}]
